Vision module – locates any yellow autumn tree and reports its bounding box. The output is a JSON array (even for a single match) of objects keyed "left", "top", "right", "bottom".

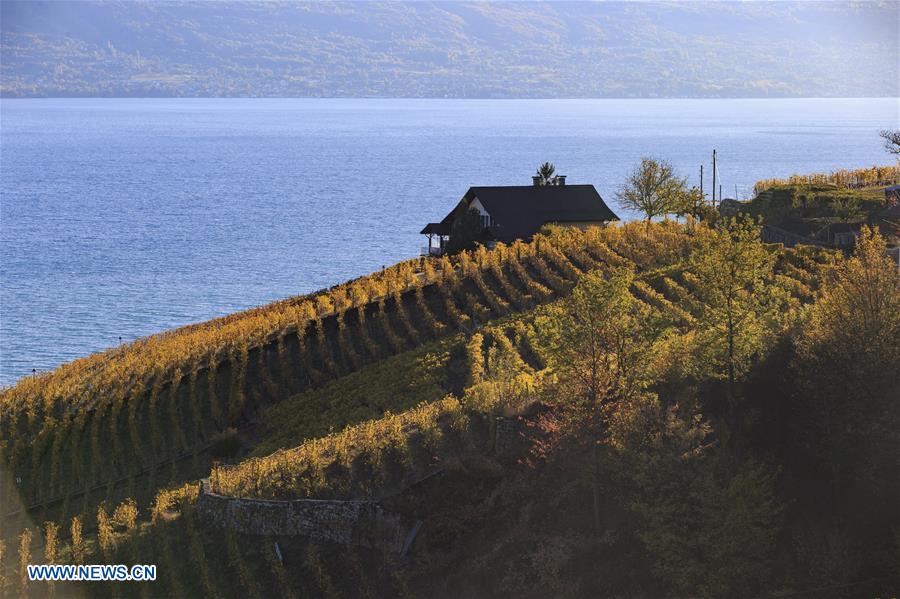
[
  {"left": 794, "top": 227, "right": 900, "bottom": 496},
  {"left": 687, "top": 216, "right": 785, "bottom": 400}
]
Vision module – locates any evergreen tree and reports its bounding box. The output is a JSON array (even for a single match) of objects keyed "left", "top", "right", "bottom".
[{"left": 536, "top": 162, "right": 556, "bottom": 185}]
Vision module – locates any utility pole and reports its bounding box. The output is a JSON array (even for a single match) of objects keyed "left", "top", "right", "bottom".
[
  {"left": 719, "top": 184, "right": 723, "bottom": 203},
  {"left": 735, "top": 184, "right": 738, "bottom": 201},
  {"left": 712, "top": 149, "right": 717, "bottom": 208},
  {"left": 700, "top": 164, "right": 704, "bottom": 200}
]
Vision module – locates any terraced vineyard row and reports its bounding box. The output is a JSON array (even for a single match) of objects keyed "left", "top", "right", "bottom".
[
  {"left": 211, "top": 319, "right": 545, "bottom": 500},
  {"left": 208, "top": 242, "right": 832, "bottom": 502},
  {"left": 0, "top": 222, "right": 836, "bottom": 598},
  {"left": 4, "top": 223, "right": 700, "bottom": 520},
  {"left": 753, "top": 164, "right": 899, "bottom": 194},
  {"left": 3, "top": 482, "right": 405, "bottom": 599}
]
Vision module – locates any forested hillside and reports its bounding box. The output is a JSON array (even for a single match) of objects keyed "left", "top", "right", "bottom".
[
  {"left": 1, "top": 220, "right": 897, "bottom": 597},
  {"left": 2, "top": 1, "right": 897, "bottom": 98}
]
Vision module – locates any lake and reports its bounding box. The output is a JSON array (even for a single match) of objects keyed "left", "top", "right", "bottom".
[{"left": 1, "top": 97, "right": 896, "bottom": 386}]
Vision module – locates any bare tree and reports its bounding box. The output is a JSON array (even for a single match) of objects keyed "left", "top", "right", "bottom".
[
  {"left": 616, "top": 157, "right": 687, "bottom": 223},
  {"left": 879, "top": 129, "right": 900, "bottom": 155}
]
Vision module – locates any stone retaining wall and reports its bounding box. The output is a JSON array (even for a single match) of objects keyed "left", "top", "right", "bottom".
[
  {"left": 761, "top": 224, "right": 830, "bottom": 248},
  {"left": 197, "top": 483, "right": 407, "bottom": 552},
  {"left": 196, "top": 413, "right": 535, "bottom": 552}
]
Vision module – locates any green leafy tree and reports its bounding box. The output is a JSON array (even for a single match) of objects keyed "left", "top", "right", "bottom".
[
  {"left": 536, "top": 269, "right": 652, "bottom": 407},
  {"left": 688, "top": 217, "right": 783, "bottom": 400},
  {"left": 616, "top": 157, "right": 688, "bottom": 223},
  {"left": 444, "top": 207, "right": 483, "bottom": 255},
  {"left": 536, "top": 268, "right": 657, "bottom": 530},
  {"left": 536, "top": 162, "right": 556, "bottom": 185},
  {"left": 794, "top": 227, "right": 900, "bottom": 498},
  {"left": 606, "top": 393, "right": 781, "bottom": 596},
  {"left": 783, "top": 229, "right": 899, "bottom": 587},
  {"left": 672, "top": 186, "right": 716, "bottom": 222}
]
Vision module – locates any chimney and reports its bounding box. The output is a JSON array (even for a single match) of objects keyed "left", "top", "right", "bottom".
[
  {"left": 532, "top": 175, "right": 542, "bottom": 187},
  {"left": 556, "top": 175, "right": 566, "bottom": 186}
]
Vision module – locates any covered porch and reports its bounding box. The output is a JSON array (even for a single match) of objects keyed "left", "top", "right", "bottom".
[{"left": 420, "top": 222, "right": 450, "bottom": 256}]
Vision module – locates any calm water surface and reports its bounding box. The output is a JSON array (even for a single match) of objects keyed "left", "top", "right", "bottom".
[{"left": 1, "top": 98, "right": 897, "bottom": 385}]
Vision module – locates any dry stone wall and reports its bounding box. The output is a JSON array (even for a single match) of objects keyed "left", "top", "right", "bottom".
[
  {"left": 196, "top": 414, "right": 533, "bottom": 552},
  {"left": 197, "top": 482, "right": 407, "bottom": 552}
]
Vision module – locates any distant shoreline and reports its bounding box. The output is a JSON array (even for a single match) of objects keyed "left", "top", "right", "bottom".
[{"left": 3, "top": 95, "right": 898, "bottom": 101}]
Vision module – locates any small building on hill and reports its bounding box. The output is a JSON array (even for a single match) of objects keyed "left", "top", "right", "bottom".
[{"left": 420, "top": 178, "right": 619, "bottom": 255}]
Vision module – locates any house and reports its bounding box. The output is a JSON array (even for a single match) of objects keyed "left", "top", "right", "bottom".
[
  {"left": 420, "top": 178, "right": 619, "bottom": 255},
  {"left": 884, "top": 184, "right": 900, "bottom": 206}
]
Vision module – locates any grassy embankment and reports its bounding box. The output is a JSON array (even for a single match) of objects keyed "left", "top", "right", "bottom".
[{"left": 744, "top": 164, "right": 899, "bottom": 244}]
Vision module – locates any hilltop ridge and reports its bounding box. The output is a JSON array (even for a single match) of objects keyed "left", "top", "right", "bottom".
[{"left": 2, "top": 1, "right": 897, "bottom": 98}]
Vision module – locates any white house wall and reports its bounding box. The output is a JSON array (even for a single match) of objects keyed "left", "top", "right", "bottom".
[{"left": 468, "top": 197, "right": 491, "bottom": 217}]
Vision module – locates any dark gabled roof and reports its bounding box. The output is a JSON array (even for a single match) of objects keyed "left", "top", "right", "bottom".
[
  {"left": 435, "top": 184, "right": 618, "bottom": 243},
  {"left": 420, "top": 222, "right": 451, "bottom": 235}
]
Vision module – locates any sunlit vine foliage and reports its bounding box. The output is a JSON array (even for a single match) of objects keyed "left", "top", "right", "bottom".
[
  {"left": 753, "top": 164, "right": 899, "bottom": 195},
  {"left": 0, "top": 221, "right": 832, "bottom": 521}
]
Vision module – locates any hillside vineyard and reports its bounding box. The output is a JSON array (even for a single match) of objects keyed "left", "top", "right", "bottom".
[{"left": 3, "top": 219, "right": 880, "bottom": 598}]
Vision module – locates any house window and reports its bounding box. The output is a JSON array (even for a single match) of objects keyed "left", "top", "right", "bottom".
[{"left": 481, "top": 214, "right": 492, "bottom": 228}]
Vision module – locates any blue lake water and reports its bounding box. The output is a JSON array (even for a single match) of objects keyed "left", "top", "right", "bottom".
[{"left": 1, "top": 97, "right": 897, "bottom": 385}]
